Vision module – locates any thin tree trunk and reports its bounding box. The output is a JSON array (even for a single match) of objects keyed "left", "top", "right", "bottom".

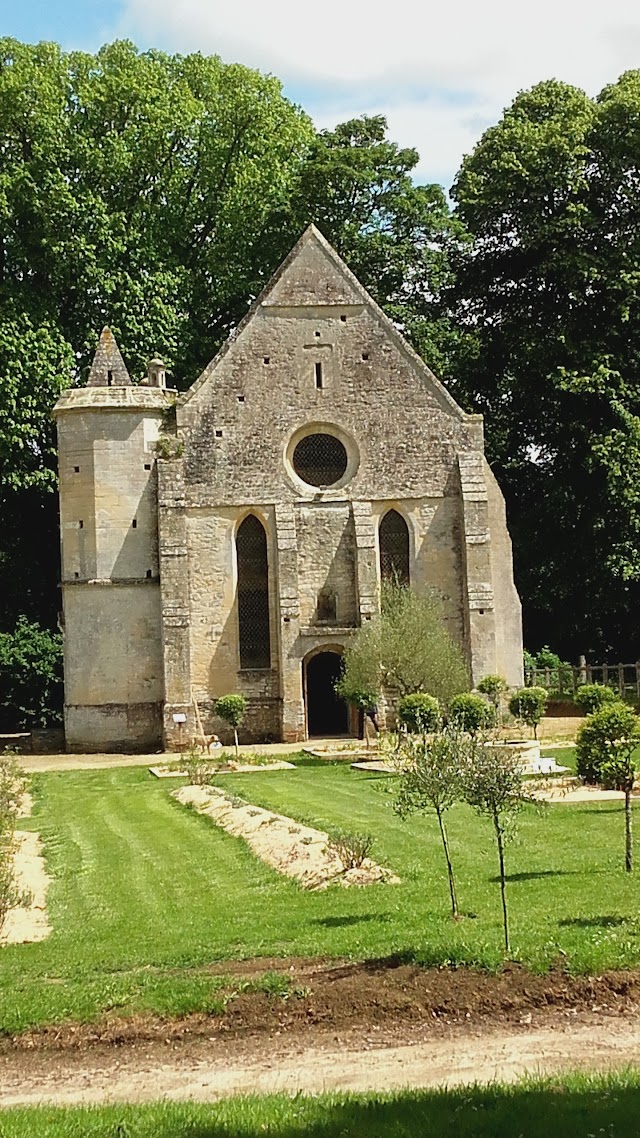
[
  {"left": 494, "top": 814, "right": 510, "bottom": 955},
  {"left": 234, "top": 728, "right": 239, "bottom": 761},
  {"left": 436, "top": 807, "right": 458, "bottom": 919},
  {"left": 625, "top": 787, "right": 633, "bottom": 873}
]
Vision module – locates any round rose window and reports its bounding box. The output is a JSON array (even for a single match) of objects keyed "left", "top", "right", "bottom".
[{"left": 292, "top": 433, "right": 348, "bottom": 488}]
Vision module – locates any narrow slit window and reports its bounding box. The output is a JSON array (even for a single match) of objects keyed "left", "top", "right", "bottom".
[
  {"left": 107, "top": 370, "right": 113, "bottom": 386},
  {"left": 146, "top": 569, "right": 152, "bottom": 578},
  {"left": 78, "top": 520, "right": 84, "bottom": 529},
  {"left": 379, "top": 509, "right": 410, "bottom": 587},
  {"left": 314, "top": 361, "right": 323, "bottom": 390},
  {"left": 236, "top": 515, "right": 271, "bottom": 669},
  {"left": 132, "top": 519, "right": 137, "bottom": 529}
]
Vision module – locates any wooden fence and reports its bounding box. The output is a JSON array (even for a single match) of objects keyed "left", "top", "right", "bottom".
[{"left": 525, "top": 663, "right": 640, "bottom": 699}]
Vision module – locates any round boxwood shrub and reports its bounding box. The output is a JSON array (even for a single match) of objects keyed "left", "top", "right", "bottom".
[
  {"left": 448, "top": 692, "right": 493, "bottom": 734},
  {"left": 576, "top": 701, "right": 640, "bottom": 786},
  {"left": 397, "top": 693, "right": 441, "bottom": 735},
  {"left": 508, "top": 687, "right": 548, "bottom": 738},
  {"left": 575, "top": 683, "right": 618, "bottom": 716}
]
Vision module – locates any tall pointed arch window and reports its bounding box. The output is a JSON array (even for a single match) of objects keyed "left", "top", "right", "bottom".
[
  {"left": 379, "top": 509, "right": 410, "bottom": 587},
  {"left": 236, "top": 515, "right": 271, "bottom": 668}
]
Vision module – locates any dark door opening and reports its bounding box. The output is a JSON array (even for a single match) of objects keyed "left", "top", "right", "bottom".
[{"left": 305, "top": 651, "right": 348, "bottom": 737}]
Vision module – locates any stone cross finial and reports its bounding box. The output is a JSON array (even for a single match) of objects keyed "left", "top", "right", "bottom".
[{"left": 86, "top": 327, "right": 132, "bottom": 387}]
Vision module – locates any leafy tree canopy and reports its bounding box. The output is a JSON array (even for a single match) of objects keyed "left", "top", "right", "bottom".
[
  {"left": 449, "top": 74, "right": 640, "bottom": 658},
  {"left": 0, "top": 39, "right": 457, "bottom": 635}
]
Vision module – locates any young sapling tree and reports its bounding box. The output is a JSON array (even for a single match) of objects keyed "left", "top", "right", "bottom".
[
  {"left": 335, "top": 676, "right": 379, "bottom": 749},
  {"left": 462, "top": 742, "right": 539, "bottom": 954},
  {"left": 394, "top": 726, "right": 470, "bottom": 918},
  {"left": 397, "top": 693, "right": 441, "bottom": 739},
  {"left": 477, "top": 674, "right": 508, "bottom": 720},
  {"left": 448, "top": 692, "right": 494, "bottom": 734},
  {"left": 508, "top": 687, "right": 548, "bottom": 739},
  {"left": 214, "top": 694, "right": 247, "bottom": 760},
  {"left": 576, "top": 702, "right": 640, "bottom": 872}
]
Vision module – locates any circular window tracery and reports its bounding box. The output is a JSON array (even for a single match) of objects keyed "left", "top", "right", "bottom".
[{"left": 292, "top": 433, "right": 348, "bottom": 488}]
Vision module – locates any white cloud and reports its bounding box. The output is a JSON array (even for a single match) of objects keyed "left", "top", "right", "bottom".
[{"left": 119, "top": 0, "right": 640, "bottom": 188}]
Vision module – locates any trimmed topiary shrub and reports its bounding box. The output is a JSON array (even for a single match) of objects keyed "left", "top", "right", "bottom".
[
  {"left": 576, "top": 702, "right": 640, "bottom": 787},
  {"left": 575, "top": 683, "right": 618, "bottom": 716},
  {"left": 214, "top": 693, "right": 247, "bottom": 759},
  {"left": 508, "top": 687, "right": 548, "bottom": 738},
  {"left": 397, "top": 693, "right": 441, "bottom": 735},
  {"left": 476, "top": 674, "right": 508, "bottom": 713},
  {"left": 448, "top": 692, "right": 493, "bottom": 734}
]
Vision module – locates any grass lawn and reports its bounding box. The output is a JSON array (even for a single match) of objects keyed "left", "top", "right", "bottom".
[
  {"left": 2, "top": 1073, "right": 640, "bottom": 1136},
  {"left": 3, "top": 757, "right": 640, "bottom": 1031}
]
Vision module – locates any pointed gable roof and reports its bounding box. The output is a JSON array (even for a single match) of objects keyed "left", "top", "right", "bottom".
[
  {"left": 87, "top": 327, "right": 131, "bottom": 387},
  {"left": 179, "top": 225, "right": 466, "bottom": 420}
]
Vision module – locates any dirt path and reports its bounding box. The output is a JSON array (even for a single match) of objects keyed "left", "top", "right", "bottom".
[{"left": 1, "top": 1015, "right": 640, "bottom": 1106}]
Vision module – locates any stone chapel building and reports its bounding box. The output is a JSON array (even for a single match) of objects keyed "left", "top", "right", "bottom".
[{"left": 54, "top": 225, "right": 523, "bottom": 752}]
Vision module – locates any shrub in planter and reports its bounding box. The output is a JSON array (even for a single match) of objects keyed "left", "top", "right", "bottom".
[
  {"left": 575, "top": 683, "right": 618, "bottom": 716},
  {"left": 448, "top": 692, "right": 493, "bottom": 734},
  {"left": 508, "top": 687, "right": 548, "bottom": 738},
  {"left": 397, "top": 693, "right": 441, "bottom": 735}
]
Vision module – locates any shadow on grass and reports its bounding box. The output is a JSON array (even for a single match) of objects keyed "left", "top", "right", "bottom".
[
  {"left": 26, "top": 1078, "right": 640, "bottom": 1138},
  {"left": 489, "top": 869, "right": 578, "bottom": 883},
  {"left": 310, "top": 914, "right": 390, "bottom": 929},
  {"left": 558, "top": 915, "right": 631, "bottom": 928}
]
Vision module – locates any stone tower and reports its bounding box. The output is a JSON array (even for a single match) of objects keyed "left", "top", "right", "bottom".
[{"left": 53, "top": 329, "right": 175, "bottom": 751}]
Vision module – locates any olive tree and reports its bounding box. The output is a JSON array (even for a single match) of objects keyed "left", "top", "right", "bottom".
[
  {"left": 394, "top": 727, "right": 471, "bottom": 919},
  {"left": 462, "top": 744, "right": 539, "bottom": 954},
  {"left": 339, "top": 583, "right": 470, "bottom": 714}
]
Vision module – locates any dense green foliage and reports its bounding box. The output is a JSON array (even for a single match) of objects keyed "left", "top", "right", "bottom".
[
  {"left": 450, "top": 74, "right": 640, "bottom": 657},
  {"left": 448, "top": 692, "right": 493, "bottom": 733},
  {"left": 509, "top": 687, "right": 548, "bottom": 737},
  {"left": 576, "top": 702, "right": 640, "bottom": 786},
  {"left": 0, "top": 617, "right": 62, "bottom": 730},
  {"left": 574, "top": 683, "right": 618, "bottom": 715},
  {"left": 0, "top": 38, "right": 455, "bottom": 648},
  {"left": 576, "top": 702, "right": 640, "bottom": 871},
  {"left": 476, "top": 674, "right": 508, "bottom": 712},
  {"left": 5, "top": 763, "right": 640, "bottom": 1033},
  {"left": 339, "top": 584, "right": 470, "bottom": 708},
  {"left": 397, "top": 693, "right": 441, "bottom": 734},
  {"left": 4, "top": 1072, "right": 640, "bottom": 1138},
  {"left": 5, "top": 38, "right": 640, "bottom": 667}
]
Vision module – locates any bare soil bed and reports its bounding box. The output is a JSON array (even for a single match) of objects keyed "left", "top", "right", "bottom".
[
  {"left": 3, "top": 960, "right": 640, "bottom": 1106},
  {"left": 6, "top": 957, "right": 640, "bottom": 1053}
]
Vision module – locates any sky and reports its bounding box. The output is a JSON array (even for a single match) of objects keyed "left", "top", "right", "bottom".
[{"left": 3, "top": 0, "right": 640, "bottom": 190}]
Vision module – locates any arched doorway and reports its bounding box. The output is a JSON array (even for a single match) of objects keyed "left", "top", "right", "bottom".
[{"left": 305, "top": 651, "right": 348, "bottom": 737}]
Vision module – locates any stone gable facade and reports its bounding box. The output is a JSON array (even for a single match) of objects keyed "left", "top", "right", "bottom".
[{"left": 54, "top": 226, "right": 523, "bottom": 752}]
